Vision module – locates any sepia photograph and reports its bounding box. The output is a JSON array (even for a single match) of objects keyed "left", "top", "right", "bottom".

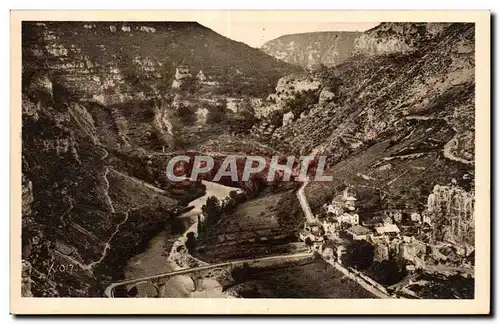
[{"left": 10, "top": 10, "right": 490, "bottom": 314}]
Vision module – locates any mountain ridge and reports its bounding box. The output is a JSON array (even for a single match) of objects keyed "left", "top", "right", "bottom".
[{"left": 261, "top": 31, "right": 362, "bottom": 68}]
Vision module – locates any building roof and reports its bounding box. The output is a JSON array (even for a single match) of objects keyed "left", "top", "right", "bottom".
[
  {"left": 375, "top": 223, "right": 401, "bottom": 234},
  {"left": 347, "top": 225, "right": 372, "bottom": 235},
  {"left": 369, "top": 235, "right": 390, "bottom": 245}
]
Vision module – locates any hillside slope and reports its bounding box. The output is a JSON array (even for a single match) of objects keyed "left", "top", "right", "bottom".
[{"left": 255, "top": 23, "right": 475, "bottom": 244}]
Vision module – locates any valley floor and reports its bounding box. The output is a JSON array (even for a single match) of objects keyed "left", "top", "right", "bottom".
[{"left": 228, "top": 258, "right": 375, "bottom": 298}]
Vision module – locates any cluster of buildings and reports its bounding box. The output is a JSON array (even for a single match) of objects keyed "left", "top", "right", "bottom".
[{"left": 299, "top": 187, "right": 474, "bottom": 275}]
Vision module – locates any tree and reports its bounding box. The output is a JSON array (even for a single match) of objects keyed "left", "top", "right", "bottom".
[
  {"left": 222, "top": 197, "right": 237, "bottom": 213},
  {"left": 176, "top": 104, "right": 196, "bottom": 125},
  {"left": 365, "top": 256, "right": 407, "bottom": 286},
  {"left": 207, "top": 104, "right": 226, "bottom": 124},
  {"left": 233, "top": 107, "right": 258, "bottom": 131},
  {"left": 286, "top": 89, "right": 319, "bottom": 117},
  {"left": 268, "top": 110, "right": 283, "bottom": 127},
  {"left": 304, "top": 237, "right": 313, "bottom": 248},
  {"left": 197, "top": 214, "right": 205, "bottom": 238},
  {"left": 342, "top": 240, "right": 374, "bottom": 270},
  {"left": 185, "top": 232, "right": 196, "bottom": 254},
  {"left": 229, "top": 190, "right": 239, "bottom": 202},
  {"left": 202, "top": 196, "right": 222, "bottom": 226}
]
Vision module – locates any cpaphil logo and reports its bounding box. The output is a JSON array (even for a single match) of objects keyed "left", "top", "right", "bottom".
[{"left": 165, "top": 155, "right": 333, "bottom": 183}]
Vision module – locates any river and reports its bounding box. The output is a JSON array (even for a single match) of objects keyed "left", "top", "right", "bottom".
[{"left": 124, "top": 180, "right": 240, "bottom": 298}]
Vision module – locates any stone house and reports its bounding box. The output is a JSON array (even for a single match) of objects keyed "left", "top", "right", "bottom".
[
  {"left": 321, "top": 217, "right": 338, "bottom": 236},
  {"left": 347, "top": 225, "right": 372, "bottom": 240},
  {"left": 375, "top": 223, "right": 401, "bottom": 237},
  {"left": 344, "top": 196, "right": 357, "bottom": 211},
  {"left": 326, "top": 201, "right": 344, "bottom": 216},
  {"left": 384, "top": 209, "right": 403, "bottom": 223},
  {"left": 299, "top": 221, "right": 325, "bottom": 252},
  {"left": 325, "top": 186, "right": 358, "bottom": 215},
  {"left": 337, "top": 212, "right": 360, "bottom": 226},
  {"left": 369, "top": 235, "right": 390, "bottom": 262}
]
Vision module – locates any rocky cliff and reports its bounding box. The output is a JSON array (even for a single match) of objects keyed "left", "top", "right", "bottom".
[
  {"left": 353, "top": 22, "right": 452, "bottom": 56},
  {"left": 20, "top": 21, "right": 478, "bottom": 296},
  {"left": 261, "top": 31, "right": 362, "bottom": 68},
  {"left": 426, "top": 184, "right": 475, "bottom": 247}
]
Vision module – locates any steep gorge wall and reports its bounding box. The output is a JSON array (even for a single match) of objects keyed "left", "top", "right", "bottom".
[
  {"left": 21, "top": 81, "right": 179, "bottom": 296},
  {"left": 352, "top": 23, "right": 452, "bottom": 56}
]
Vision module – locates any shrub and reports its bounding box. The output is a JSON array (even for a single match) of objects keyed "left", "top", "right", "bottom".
[
  {"left": 176, "top": 104, "right": 196, "bottom": 125},
  {"left": 207, "top": 105, "right": 226, "bottom": 124}
]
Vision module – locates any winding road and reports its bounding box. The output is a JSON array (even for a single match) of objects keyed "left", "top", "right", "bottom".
[
  {"left": 443, "top": 134, "right": 474, "bottom": 166},
  {"left": 103, "top": 167, "right": 115, "bottom": 214},
  {"left": 109, "top": 167, "right": 167, "bottom": 194},
  {"left": 85, "top": 209, "right": 130, "bottom": 270},
  {"left": 296, "top": 179, "right": 315, "bottom": 223},
  {"left": 405, "top": 115, "right": 474, "bottom": 166}
]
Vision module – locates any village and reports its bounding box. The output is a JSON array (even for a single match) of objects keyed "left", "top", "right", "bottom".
[{"left": 298, "top": 186, "right": 475, "bottom": 297}]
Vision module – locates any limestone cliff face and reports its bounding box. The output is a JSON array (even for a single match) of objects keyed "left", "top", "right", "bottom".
[
  {"left": 254, "top": 74, "right": 323, "bottom": 119},
  {"left": 426, "top": 185, "right": 474, "bottom": 247},
  {"left": 21, "top": 175, "right": 34, "bottom": 218},
  {"left": 261, "top": 32, "right": 362, "bottom": 68},
  {"left": 24, "top": 21, "right": 297, "bottom": 102},
  {"left": 22, "top": 21, "right": 299, "bottom": 154},
  {"left": 352, "top": 22, "right": 452, "bottom": 56}
]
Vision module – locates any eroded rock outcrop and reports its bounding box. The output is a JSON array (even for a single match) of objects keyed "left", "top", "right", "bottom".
[
  {"left": 254, "top": 74, "right": 322, "bottom": 119},
  {"left": 353, "top": 23, "right": 452, "bottom": 56},
  {"left": 426, "top": 184, "right": 475, "bottom": 247}
]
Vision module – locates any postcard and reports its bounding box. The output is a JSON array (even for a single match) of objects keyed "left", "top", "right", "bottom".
[{"left": 10, "top": 10, "right": 490, "bottom": 315}]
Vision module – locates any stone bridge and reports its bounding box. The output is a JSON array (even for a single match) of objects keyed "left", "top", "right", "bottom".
[{"left": 104, "top": 252, "right": 314, "bottom": 297}]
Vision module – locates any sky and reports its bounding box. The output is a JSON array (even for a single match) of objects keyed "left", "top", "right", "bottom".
[{"left": 195, "top": 12, "right": 379, "bottom": 48}]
